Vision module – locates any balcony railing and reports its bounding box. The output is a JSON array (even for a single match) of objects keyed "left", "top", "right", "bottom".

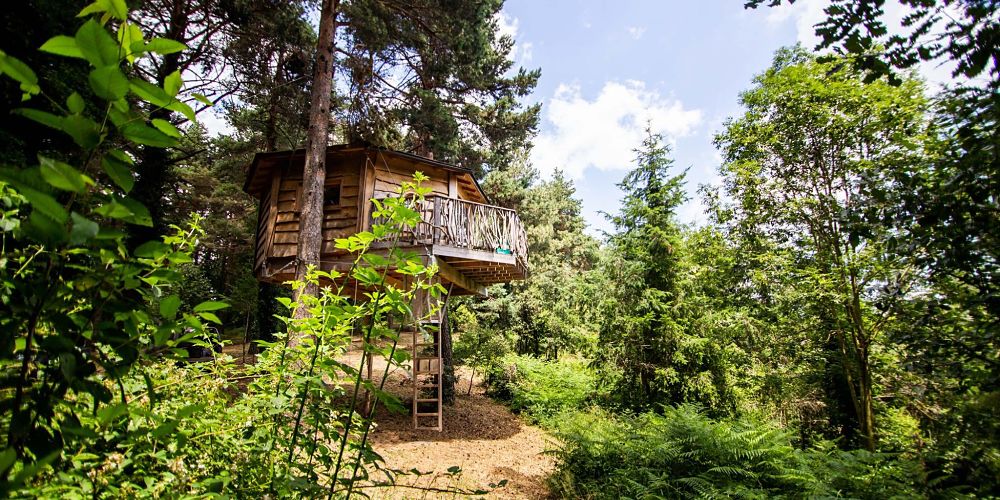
[{"left": 369, "top": 195, "right": 528, "bottom": 267}]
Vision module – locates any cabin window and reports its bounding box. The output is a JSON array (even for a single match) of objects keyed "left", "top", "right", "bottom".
[{"left": 324, "top": 184, "right": 341, "bottom": 207}]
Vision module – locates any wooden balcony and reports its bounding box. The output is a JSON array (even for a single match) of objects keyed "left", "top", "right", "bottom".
[{"left": 369, "top": 195, "right": 528, "bottom": 292}]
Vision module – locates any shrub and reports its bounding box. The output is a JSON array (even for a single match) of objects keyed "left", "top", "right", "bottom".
[
  {"left": 485, "top": 354, "right": 597, "bottom": 421},
  {"left": 548, "top": 404, "right": 926, "bottom": 499},
  {"left": 549, "top": 405, "right": 817, "bottom": 498}
]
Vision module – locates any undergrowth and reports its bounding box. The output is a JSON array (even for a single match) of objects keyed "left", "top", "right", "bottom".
[{"left": 482, "top": 354, "right": 931, "bottom": 499}]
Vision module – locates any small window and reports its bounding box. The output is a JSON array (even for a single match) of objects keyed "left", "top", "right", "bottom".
[{"left": 324, "top": 184, "right": 341, "bottom": 207}]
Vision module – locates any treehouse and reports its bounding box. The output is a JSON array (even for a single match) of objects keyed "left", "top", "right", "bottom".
[{"left": 243, "top": 143, "right": 528, "bottom": 430}]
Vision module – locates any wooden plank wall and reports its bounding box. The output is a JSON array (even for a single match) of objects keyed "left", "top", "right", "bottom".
[
  {"left": 268, "top": 160, "right": 363, "bottom": 259},
  {"left": 253, "top": 183, "right": 274, "bottom": 274},
  {"left": 372, "top": 159, "right": 450, "bottom": 199}
]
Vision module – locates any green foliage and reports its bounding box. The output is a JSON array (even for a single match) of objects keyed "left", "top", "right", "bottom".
[
  {"left": 550, "top": 405, "right": 925, "bottom": 499},
  {"left": 453, "top": 303, "right": 512, "bottom": 392},
  {"left": 0, "top": 7, "right": 467, "bottom": 496},
  {"left": 484, "top": 354, "right": 598, "bottom": 422},
  {"left": 713, "top": 47, "right": 934, "bottom": 449},
  {"left": 474, "top": 160, "right": 602, "bottom": 360},
  {"left": 341, "top": 0, "right": 540, "bottom": 173},
  {"left": 0, "top": 3, "right": 231, "bottom": 492},
  {"left": 599, "top": 128, "right": 743, "bottom": 412}
]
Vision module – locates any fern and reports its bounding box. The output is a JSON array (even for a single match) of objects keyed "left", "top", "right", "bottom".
[{"left": 548, "top": 404, "right": 925, "bottom": 499}]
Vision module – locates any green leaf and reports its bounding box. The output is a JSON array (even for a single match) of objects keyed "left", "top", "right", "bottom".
[
  {"left": 163, "top": 69, "right": 182, "bottom": 97},
  {"left": 151, "top": 420, "right": 179, "bottom": 438},
  {"left": 142, "top": 38, "right": 187, "bottom": 56},
  {"left": 0, "top": 448, "right": 15, "bottom": 475},
  {"left": 151, "top": 119, "right": 180, "bottom": 138},
  {"left": 129, "top": 78, "right": 172, "bottom": 107},
  {"left": 39, "top": 35, "right": 84, "bottom": 59},
  {"left": 120, "top": 122, "right": 175, "bottom": 148},
  {"left": 77, "top": 2, "right": 105, "bottom": 18},
  {"left": 166, "top": 100, "right": 196, "bottom": 122},
  {"left": 176, "top": 403, "right": 205, "bottom": 419},
  {"left": 107, "top": 149, "right": 134, "bottom": 165},
  {"left": 75, "top": 19, "right": 120, "bottom": 67},
  {"left": 70, "top": 212, "right": 99, "bottom": 245},
  {"left": 198, "top": 312, "right": 222, "bottom": 324},
  {"left": 118, "top": 196, "right": 151, "bottom": 226},
  {"left": 192, "top": 93, "right": 212, "bottom": 107},
  {"left": 14, "top": 108, "right": 63, "bottom": 130},
  {"left": 19, "top": 186, "right": 68, "bottom": 224},
  {"left": 194, "top": 301, "right": 229, "bottom": 313},
  {"left": 26, "top": 210, "right": 67, "bottom": 244},
  {"left": 94, "top": 197, "right": 151, "bottom": 226},
  {"left": 39, "top": 155, "right": 93, "bottom": 193},
  {"left": 116, "top": 23, "right": 143, "bottom": 63},
  {"left": 134, "top": 240, "right": 169, "bottom": 258},
  {"left": 89, "top": 65, "right": 129, "bottom": 100},
  {"left": 0, "top": 52, "right": 40, "bottom": 98},
  {"left": 159, "top": 295, "right": 181, "bottom": 320},
  {"left": 103, "top": 0, "right": 128, "bottom": 21},
  {"left": 66, "top": 92, "right": 85, "bottom": 114},
  {"left": 101, "top": 154, "right": 134, "bottom": 192},
  {"left": 62, "top": 114, "right": 102, "bottom": 149}
]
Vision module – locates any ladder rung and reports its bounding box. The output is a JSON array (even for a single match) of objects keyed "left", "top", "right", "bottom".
[
  {"left": 415, "top": 412, "right": 439, "bottom": 417},
  {"left": 414, "top": 343, "right": 437, "bottom": 348},
  {"left": 415, "top": 383, "right": 439, "bottom": 388},
  {"left": 416, "top": 398, "right": 439, "bottom": 403}
]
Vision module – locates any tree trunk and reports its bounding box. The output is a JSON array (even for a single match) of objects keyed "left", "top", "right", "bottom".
[
  {"left": 292, "top": 0, "right": 339, "bottom": 327},
  {"left": 441, "top": 303, "right": 456, "bottom": 405},
  {"left": 130, "top": 0, "right": 188, "bottom": 248}
]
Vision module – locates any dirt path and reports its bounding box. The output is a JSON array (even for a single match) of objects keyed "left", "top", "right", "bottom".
[{"left": 341, "top": 344, "right": 557, "bottom": 499}]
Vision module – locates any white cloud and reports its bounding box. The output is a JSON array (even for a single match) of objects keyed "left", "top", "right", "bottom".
[
  {"left": 532, "top": 81, "right": 703, "bottom": 179},
  {"left": 496, "top": 10, "right": 519, "bottom": 40},
  {"left": 198, "top": 109, "right": 234, "bottom": 137},
  {"left": 626, "top": 26, "right": 646, "bottom": 40},
  {"left": 764, "top": 0, "right": 825, "bottom": 47},
  {"left": 495, "top": 10, "right": 533, "bottom": 66},
  {"left": 520, "top": 41, "right": 534, "bottom": 64}
]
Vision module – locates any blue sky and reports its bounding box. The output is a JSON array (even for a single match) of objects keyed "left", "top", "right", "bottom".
[{"left": 499, "top": 0, "right": 952, "bottom": 236}]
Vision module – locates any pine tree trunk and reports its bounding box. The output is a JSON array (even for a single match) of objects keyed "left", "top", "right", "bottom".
[
  {"left": 441, "top": 303, "right": 456, "bottom": 405},
  {"left": 130, "top": 0, "right": 188, "bottom": 248},
  {"left": 292, "top": 0, "right": 339, "bottom": 329}
]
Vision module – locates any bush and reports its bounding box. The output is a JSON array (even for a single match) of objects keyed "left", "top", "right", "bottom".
[
  {"left": 549, "top": 405, "right": 816, "bottom": 498},
  {"left": 548, "top": 404, "right": 926, "bottom": 499},
  {"left": 484, "top": 354, "right": 597, "bottom": 421}
]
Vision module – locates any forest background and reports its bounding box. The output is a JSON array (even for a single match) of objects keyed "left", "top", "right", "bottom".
[{"left": 0, "top": 0, "right": 997, "bottom": 497}]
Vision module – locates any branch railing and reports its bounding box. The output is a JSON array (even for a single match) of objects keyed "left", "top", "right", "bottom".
[{"left": 368, "top": 195, "right": 528, "bottom": 268}]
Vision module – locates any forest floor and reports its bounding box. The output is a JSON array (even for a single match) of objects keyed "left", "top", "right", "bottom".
[
  {"left": 340, "top": 343, "right": 557, "bottom": 499},
  {"left": 222, "top": 340, "right": 557, "bottom": 499}
]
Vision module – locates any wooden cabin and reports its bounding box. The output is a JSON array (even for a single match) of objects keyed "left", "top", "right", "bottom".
[
  {"left": 244, "top": 143, "right": 527, "bottom": 295},
  {"left": 243, "top": 143, "right": 528, "bottom": 430}
]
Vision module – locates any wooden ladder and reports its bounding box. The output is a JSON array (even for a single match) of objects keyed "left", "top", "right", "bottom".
[{"left": 411, "top": 321, "right": 443, "bottom": 431}]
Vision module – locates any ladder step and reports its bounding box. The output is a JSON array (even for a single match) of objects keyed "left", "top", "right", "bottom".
[
  {"left": 414, "top": 343, "right": 438, "bottom": 348},
  {"left": 415, "top": 398, "right": 440, "bottom": 403},
  {"left": 415, "top": 383, "right": 439, "bottom": 388},
  {"left": 415, "top": 412, "right": 439, "bottom": 417}
]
